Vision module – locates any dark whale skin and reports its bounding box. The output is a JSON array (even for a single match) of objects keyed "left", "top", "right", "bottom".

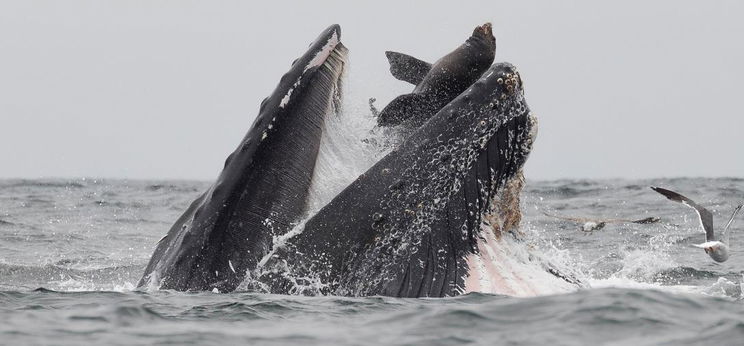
[
  {"left": 138, "top": 25, "right": 347, "bottom": 292},
  {"left": 262, "top": 63, "right": 534, "bottom": 297}
]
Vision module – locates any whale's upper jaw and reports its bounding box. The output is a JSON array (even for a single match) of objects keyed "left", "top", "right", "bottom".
[
  {"left": 378, "top": 63, "right": 534, "bottom": 296},
  {"left": 255, "top": 60, "right": 535, "bottom": 297}
]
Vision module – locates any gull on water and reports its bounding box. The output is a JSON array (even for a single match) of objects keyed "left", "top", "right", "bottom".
[
  {"left": 651, "top": 186, "right": 743, "bottom": 263},
  {"left": 542, "top": 212, "right": 660, "bottom": 233}
]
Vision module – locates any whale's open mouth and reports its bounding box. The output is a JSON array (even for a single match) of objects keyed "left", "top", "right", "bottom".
[{"left": 140, "top": 24, "right": 575, "bottom": 298}]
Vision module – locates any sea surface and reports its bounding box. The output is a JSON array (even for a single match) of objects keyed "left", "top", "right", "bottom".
[{"left": 1, "top": 177, "right": 743, "bottom": 345}]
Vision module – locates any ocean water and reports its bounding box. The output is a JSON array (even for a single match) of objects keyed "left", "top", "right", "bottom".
[{"left": 1, "top": 178, "right": 743, "bottom": 345}]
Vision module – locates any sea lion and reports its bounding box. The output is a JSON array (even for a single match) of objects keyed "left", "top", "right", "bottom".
[{"left": 375, "top": 23, "right": 496, "bottom": 128}]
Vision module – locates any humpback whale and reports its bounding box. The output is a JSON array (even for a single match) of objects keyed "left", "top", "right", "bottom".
[
  {"left": 138, "top": 25, "right": 348, "bottom": 291},
  {"left": 375, "top": 23, "right": 496, "bottom": 128},
  {"left": 140, "top": 23, "right": 580, "bottom": 297},
  {"left": 254, "top": 63, "right": 572, "bottom": 297}
]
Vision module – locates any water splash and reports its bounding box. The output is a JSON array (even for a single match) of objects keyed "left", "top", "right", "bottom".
[{"left": 306, "top": 66, "right": 394, "bottom": 213}]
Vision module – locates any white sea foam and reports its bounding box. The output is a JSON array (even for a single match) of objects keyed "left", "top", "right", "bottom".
[
  {"left": 464, "top": 230, "right": 581, "bottom": 297},
  {"left": 525, "top": 216, "right": 743, "bottom": 299},
  {"left": 50, "top": 278, "right": 137, "bottom": 292}
]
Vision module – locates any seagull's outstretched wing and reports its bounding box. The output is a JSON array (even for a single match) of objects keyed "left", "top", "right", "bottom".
[
  {"left": 651, "top": 187, "right": 714, "bottom": 241},
  {"left": 544, "top": 212, "right": 660, "bottom": 225},
  {"left": 723, "top": 205, "right": 743, "bottom": 232},
  {"left": 604, "top": 217, "right": 661, "bottom": 224},
  {"left": 721, "top": 204, "right": 743, "bottom": 244}
]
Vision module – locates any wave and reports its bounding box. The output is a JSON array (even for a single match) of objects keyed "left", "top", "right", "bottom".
[
  {"left": 1, "top": 288, "right": 741, "bottom": 345},
  {"left": 2, "top": 179, "right": 87, "bottom": 189},
  {"left": 0, "top": 262, "right": 144, "bottom": 292},
  {"left": 90, "top": 200, "right": 149, "bottom": 208},
  {"left": 654, "top": 266, "right": 725, "bottom": 281},
  {"left": 145, "top": 183, "right": 205, "bottom": 193}
]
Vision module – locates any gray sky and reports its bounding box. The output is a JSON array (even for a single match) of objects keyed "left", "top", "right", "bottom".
[{"left": 1, "top": 1, "right": 742, "bottom": 181}]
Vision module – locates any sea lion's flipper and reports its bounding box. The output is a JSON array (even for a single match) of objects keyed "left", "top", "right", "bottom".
[
  {"left": 377, "top": 93, "right": 434, "bottom": 127},
  {"left": 542, "top": 212, "right": 591, "bottom": 223},
  {"left": 385, "top": 51, "right": 432, "bottom": 85}
]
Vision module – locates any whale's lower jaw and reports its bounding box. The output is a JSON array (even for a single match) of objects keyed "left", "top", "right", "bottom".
[
  {"left": 137, "top": 25, "right": 348, "bottom": 292},
  {"left": 462, "top": 170, "right": 582, "bottom": 297},
  {"left": 463, "top": 228, "right": 581, "bottom": 297}
]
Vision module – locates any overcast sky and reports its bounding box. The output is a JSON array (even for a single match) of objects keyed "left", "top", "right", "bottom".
[{"left": 1, "top": 1, "right": 742, "bottom": 181}]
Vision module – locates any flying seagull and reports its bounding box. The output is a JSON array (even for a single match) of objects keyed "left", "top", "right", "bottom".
[
  {"left": 542, "top": 212, "right": 660, "bottom": 233},
  {"left": 651, "top": 186, "right": 743, "bottom": 263}
]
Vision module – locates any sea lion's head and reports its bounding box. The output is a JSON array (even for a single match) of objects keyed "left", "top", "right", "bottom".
[{"left": 471, "top": 22, "right": 496, "bottom": 50}]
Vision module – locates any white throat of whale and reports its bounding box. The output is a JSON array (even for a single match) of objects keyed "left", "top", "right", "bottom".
[{"left": 463, "top": 114, "right": 582, "bottom": 296}]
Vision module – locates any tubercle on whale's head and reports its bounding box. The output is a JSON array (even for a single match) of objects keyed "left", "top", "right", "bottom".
[
  {"left": 494, "top": 67, "right": 522, "bottom": 97},
  {"left": 459, "top": 63, "right": 524, "bottom": 106},
  {"left": 426, "top": 62, "right": 528, "bottom": 153}
]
